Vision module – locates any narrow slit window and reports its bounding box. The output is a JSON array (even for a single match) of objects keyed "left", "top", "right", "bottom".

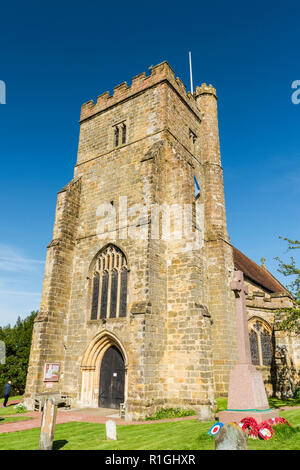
[
  {"left": 114, "top": 126, "right": 119, "bottom": 147},
  {"left": 122, "top": 123, "right": 126, "bottom": 144},
  {"left": 189, "top": 129, "right": 197, "bottom": 153}
]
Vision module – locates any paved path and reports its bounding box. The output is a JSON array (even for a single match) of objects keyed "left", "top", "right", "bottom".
[
  {"left": 0, "top": 408, "right": 198, "bottom": 434},
  {"left": 1, "top": 403, "right": 299, "bottom": 435}
]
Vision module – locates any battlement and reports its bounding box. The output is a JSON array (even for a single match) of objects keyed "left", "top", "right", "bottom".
[
  {"left": 246, "top": 290, "right": 293, "bottom": 310},
  {"left": 195, "top": 83, "right": 217, "bottom": 98},
  {"left": 80, "top": 61, "right": 202, "bottom": 122}
]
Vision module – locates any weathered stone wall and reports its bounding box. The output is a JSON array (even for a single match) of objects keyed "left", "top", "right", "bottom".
[
  {"left": 25, "top": 61, "right": 239, "bottom": 417},
  {"left": 245, "top": 277, "right": 299, "bottom": 396},
  {"left": 24, "top": 179, "right": 81, "bottom": 407}
]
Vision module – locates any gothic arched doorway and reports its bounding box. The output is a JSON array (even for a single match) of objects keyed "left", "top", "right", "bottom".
[
  {"left": 99, "top": 346, "right": 125, "bottom": 409},
  {"left": 80, "top": 331, "right": 128, "bottom": 408}
]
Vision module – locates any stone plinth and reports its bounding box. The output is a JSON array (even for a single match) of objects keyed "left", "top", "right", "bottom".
[{"left": 218, "top": 408, "right": 278, "bottom": 425}]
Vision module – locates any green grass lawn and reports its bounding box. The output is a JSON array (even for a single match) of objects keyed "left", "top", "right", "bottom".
[
  {"left": 0, "top": 405, "right": 27, "bottom": 417},
  {"left": 0, "top": 416, "right": 33, "bottom": 425},
  {"left": 0, "top": 409, "right": 298, "bottom": 450},
  {"left": 0, "top": 396, "right": 22, "bottom": 404},
  {"left": 215, "top": 397, "right": 300, "bottom": 412},
  {"left": 268, "top": 397, "right": 300, "bottom": 409}
]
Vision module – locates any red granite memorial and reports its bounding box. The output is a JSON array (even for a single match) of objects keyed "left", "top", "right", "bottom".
[{"left": 218, "top": 270, "right": 279, "bottom": 424}]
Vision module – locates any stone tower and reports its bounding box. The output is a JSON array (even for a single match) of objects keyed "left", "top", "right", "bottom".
[{"left": 24, "top": 61, "right": 237, "bottom": 419}]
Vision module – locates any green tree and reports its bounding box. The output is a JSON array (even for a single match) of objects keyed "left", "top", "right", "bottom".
[
  {"left": 0, "top": 311, "right": 37, "bottom": 397},
  {"left": 275, "top": 237, "right": 300, "bottom": 333}
]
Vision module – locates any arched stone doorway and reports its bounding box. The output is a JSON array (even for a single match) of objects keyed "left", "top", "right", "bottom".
[
  {"left": 80, "top": 331, "right": 128, "bottom": 408},
  {"left": 99, "top": 346, "right": 125, "bottom": 408}
]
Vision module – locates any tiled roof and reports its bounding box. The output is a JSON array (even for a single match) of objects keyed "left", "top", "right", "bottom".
[{"left": 233, "top": 246, "right": 286, "bottom": 293}]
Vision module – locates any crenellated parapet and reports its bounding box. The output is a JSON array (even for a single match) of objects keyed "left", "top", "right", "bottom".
[
  {"left": 80, "top": 61, "right": 201, "bottom": 122},
  {"left": 246, "top": 290, "right": 293, "bottom": 310},
  {"left": 195, "top": 83, "right": 217, "bottom": 99}
]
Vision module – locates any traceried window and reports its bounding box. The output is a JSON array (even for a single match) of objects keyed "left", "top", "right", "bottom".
[
  {"left": 90, "top": 245, "right": 128, "bottom": 320},
  {"left": 249, "top": 319, "right": 272, "bottom": 366}
]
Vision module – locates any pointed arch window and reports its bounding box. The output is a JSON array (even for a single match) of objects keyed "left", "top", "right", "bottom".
[
  {"left": 113, "top": 121, "right": 127, "bottom": 147},
  {"left": 249, "top": 319, "right": 272, "bottom": 366},
  {"left": 114, "top": 126, "right": 119, "bottom": 147},
  {"left": 90, "top": 245, "right": 128, "bottom": 320}
]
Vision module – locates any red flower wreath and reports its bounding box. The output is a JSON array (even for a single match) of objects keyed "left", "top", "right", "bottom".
[
  {"left": 241, "top": 416, "right": 257, "bottom": 431},
  {"left": 274, "top": 417, "right": 291, "bottom": 426},
  {"left": 240, "top": 417, "right": 258, "bottom": 432},
  {"left": 248, "top": 424, "right": 260, "bottom": 439},
  {"left": 239, "top": 415, "right": 291, "bottom": 441},
  {"left": 258, "top": 421, "right": 274, "bottom": 440},
  {"left": 240, "top": 417, "right": 259, "bottom": 439}
]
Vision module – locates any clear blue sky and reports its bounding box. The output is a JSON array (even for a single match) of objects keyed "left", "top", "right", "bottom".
[{"left": 0, "top": 0, "right": 299, "bottom": 326}]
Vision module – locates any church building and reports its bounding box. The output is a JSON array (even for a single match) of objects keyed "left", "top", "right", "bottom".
[{"left": 24, "top": 62, "right": 299, "bottom": 419}]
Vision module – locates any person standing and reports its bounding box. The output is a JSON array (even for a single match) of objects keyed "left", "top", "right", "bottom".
[{"left": 3, "top": 381, "right": 12, "bottom": 407}]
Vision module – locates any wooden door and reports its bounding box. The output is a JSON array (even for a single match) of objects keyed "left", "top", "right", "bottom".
[{"left": 99, "top": 346, "right": 125, "bottom": 409}]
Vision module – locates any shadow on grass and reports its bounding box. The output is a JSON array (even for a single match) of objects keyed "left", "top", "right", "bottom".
[{"left": 53, "top": 440, "right": 69, "bottom": 450}]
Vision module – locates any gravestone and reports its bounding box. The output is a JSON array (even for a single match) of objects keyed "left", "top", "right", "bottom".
[
  {"left": 215, "top": 423, "right": 248, "bottom": 450},
  {"left": 106, "top": 420, "right": 117, "bottom": 440},
  {"left": 198, "top": 405, "right": 212, "bottom": 422},
  {"left": 218, "top": 270, "right": 279, "bottom": 424},
  {"left": 39, "top": 398, "right": 57, "bottom": 450}
]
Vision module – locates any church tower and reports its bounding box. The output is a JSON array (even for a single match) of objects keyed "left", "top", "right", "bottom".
[{"left": 24, "top": 62, "right": 237, "bottom": 419}]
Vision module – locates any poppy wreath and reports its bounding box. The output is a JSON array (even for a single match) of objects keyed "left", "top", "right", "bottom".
[
  {"left": 248, "top": 424, "right": 260, "bottom": 439},
  {"left": 274, "top": 417, "right": 291, "bottom": 426},
  {"left": 257, "top": 421, "right": 274, "bottom": 440},
  {"left": 239, "top": 416, "right": 290, "bottom": 441},
  {"left": 265, "top": 417, "right": 291, "bottom": 427},
  {"left": 240, "top": 417, "right": 258, "bottom": 432}
]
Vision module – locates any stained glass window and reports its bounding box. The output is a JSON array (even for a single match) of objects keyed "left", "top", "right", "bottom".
[
  {"left": 249, "top": 319, "right": 273, "bottom": 367},
  {"left": 90, "top": 245, "right": 128, "bottom": 320},
  {"left": 250, "top": 329, "right": 259, "bottom": 365},
  {"left": 91, "top": 272, "right": 99, "bottom": 320},
  {"left": 119, "top": 269, "right": 128, "bottom": 318},
  {"left": 110, "top": 270, "right": 118, "bottom": 318},
  {"left": 261, "top": 330, "right": 272, "bottom": 365}
]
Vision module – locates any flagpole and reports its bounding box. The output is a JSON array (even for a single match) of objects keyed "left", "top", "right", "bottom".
[{"left": 189, "top": 51, "right": 194, "bottom": 95}]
